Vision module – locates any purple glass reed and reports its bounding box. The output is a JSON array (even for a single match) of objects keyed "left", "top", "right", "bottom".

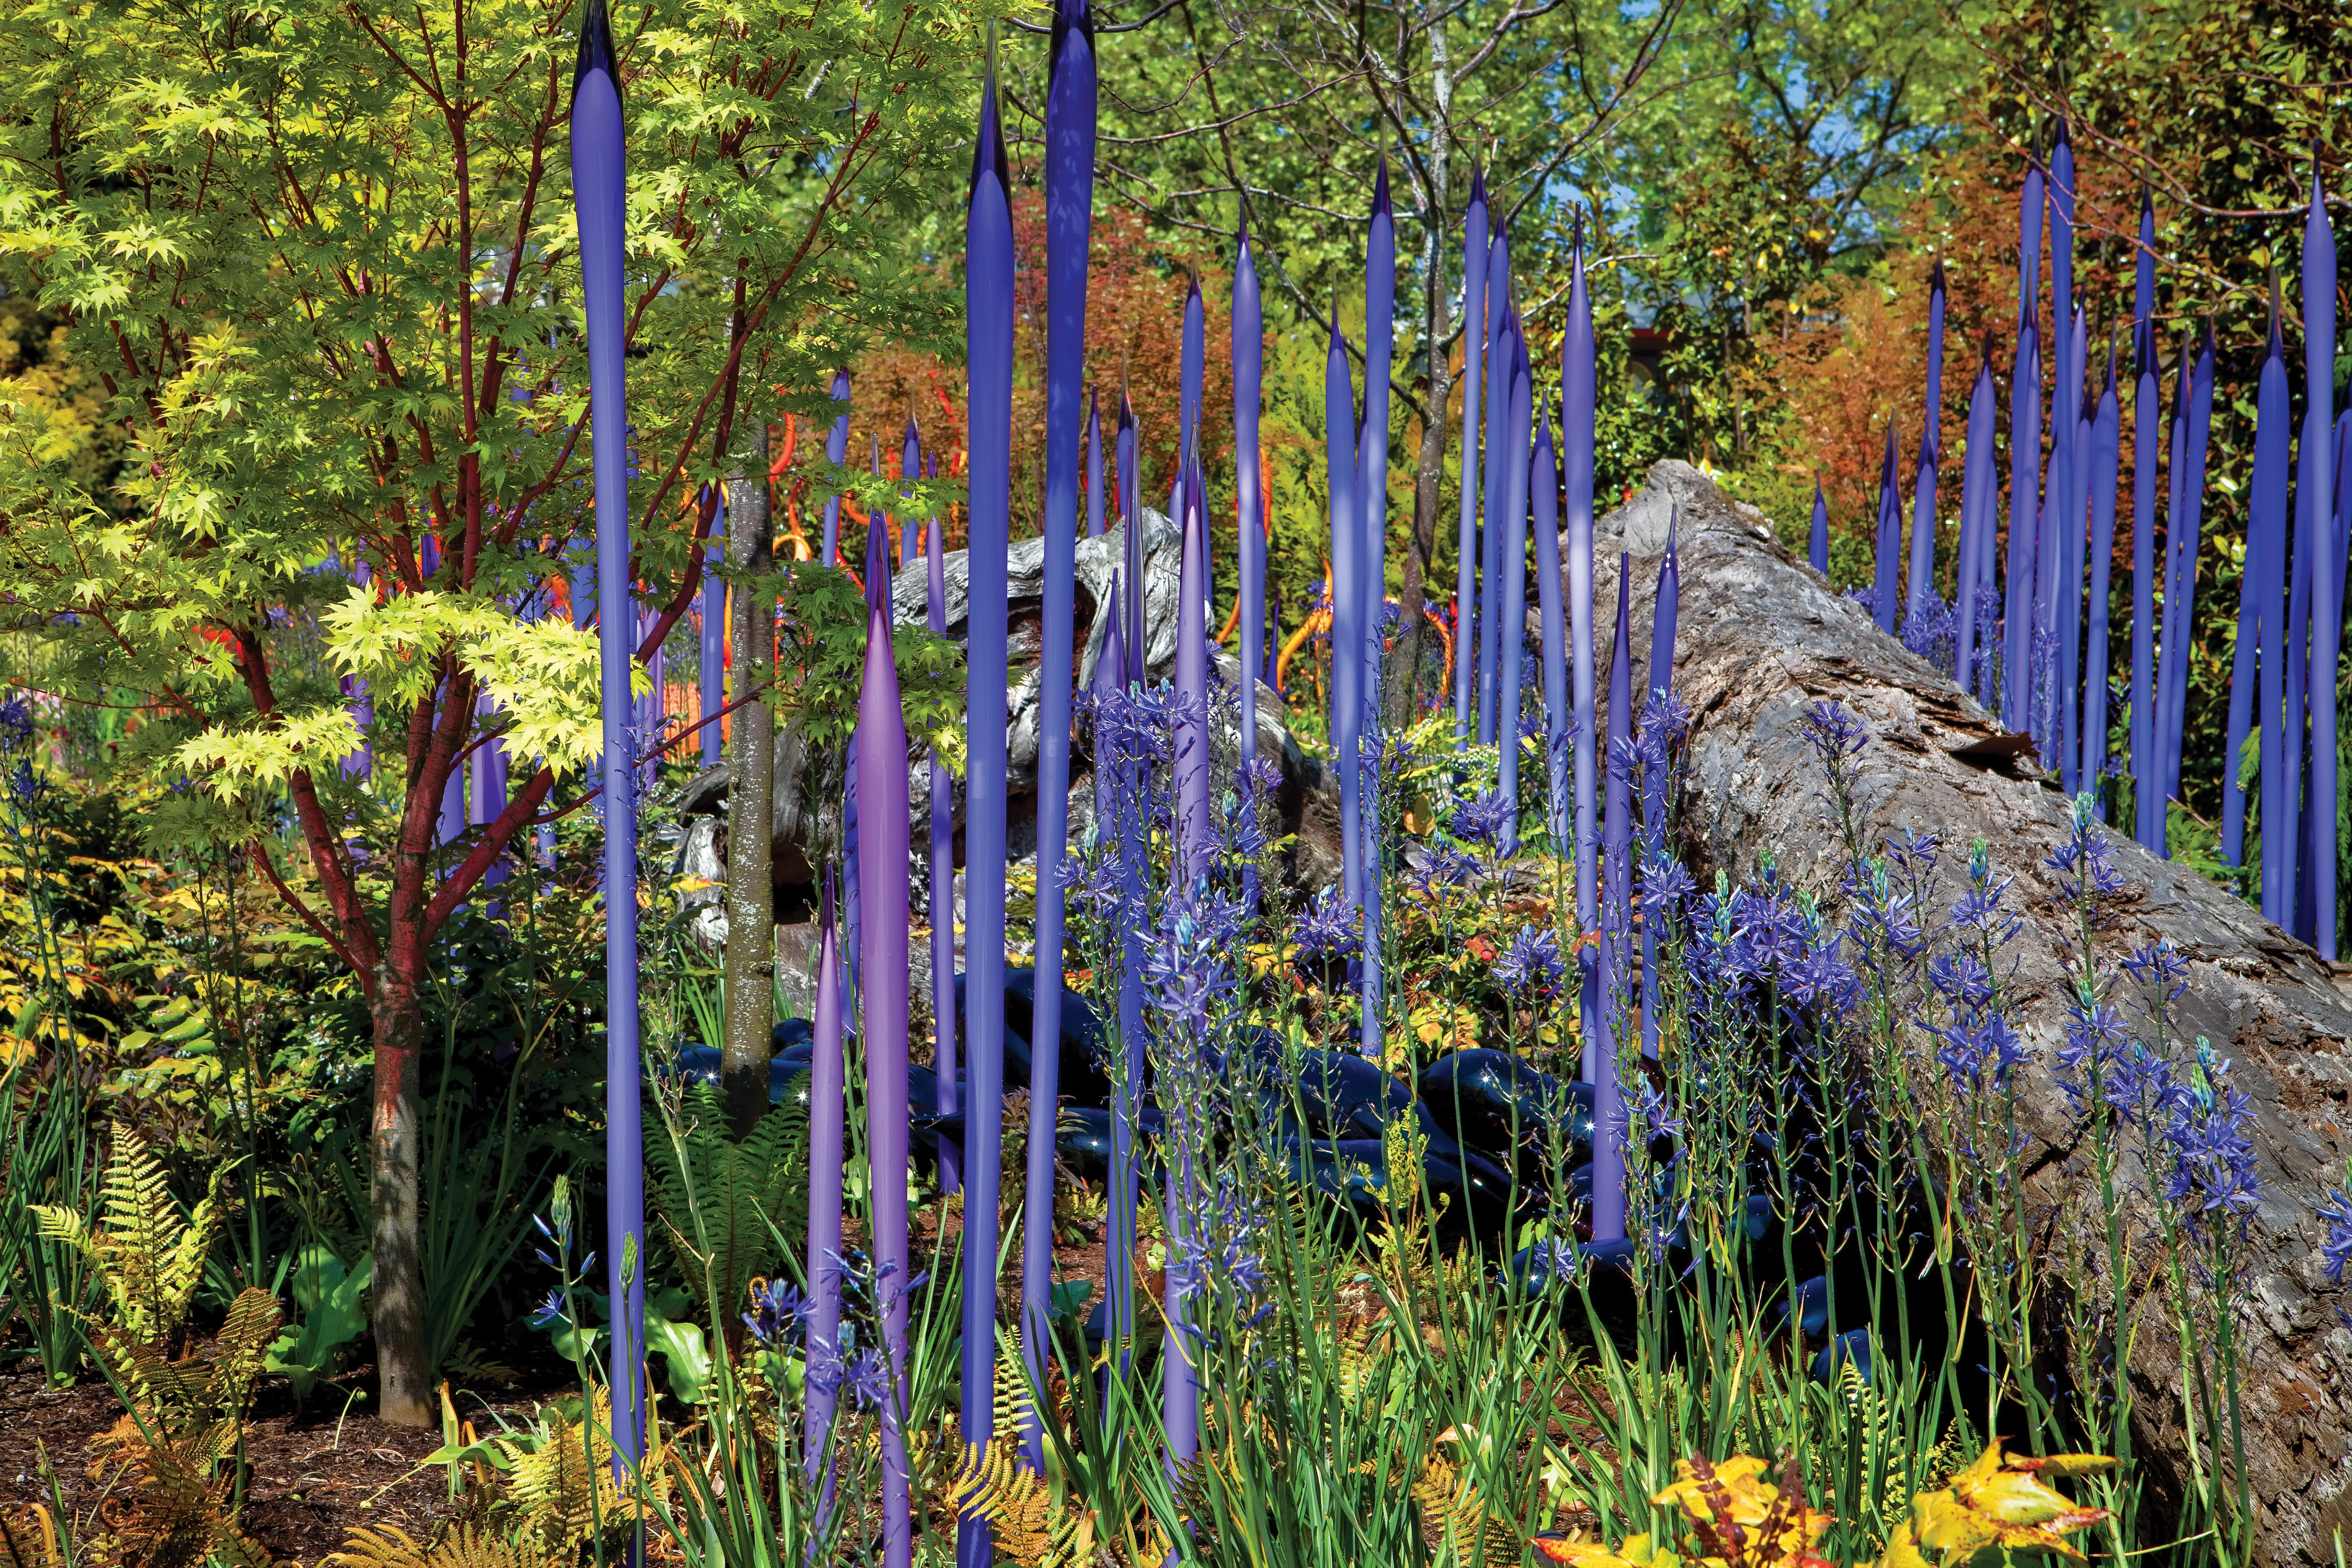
[
  {"left": 1165, "top": 481, "right": 1210, "bottom": 1468},
  {"left": 1454, "top": 168, "right": 1490, "bottom": 746},
  {"left": 958, "top": 60, "right": 1015, "bottom": 1568},
  {"left": 2226, "top": 299, "right": 2289, "bottom": 885},
  {"left": 1495, "top": 327, "right": 1532, "bottom": 858},
  {"left": 1478, "top": 227, "right": 1511, "bottom": 745},
  {"left": 804, "top": 875, "right": 845, "bottom": 1479},
  {"left": 1532, "top": 402, "right": 1567, "bottom": 850},
  {"left": 568, "top": 0, "right": 646, "bottom": 1478},
  {"left": 1088, "top": 388, "right": 1107, "bottom": 539},
  {"left": 2050, "top": 126, "right": 2078, "bottom": 611},
  {"left": 699, "top": 487, "right": 725, "bottom": 767},
  {"left": 928, "top": 512, "right": 959, "bottom": 1197},
  {"left": 2305, "top": 164, "right": 2338, "bottom": 958},
  {"left": 1180, "top": 275, "right": 1204, "bottom": 469},
  {"left": 1809, "top": 482, "right": 1828, "bottom": 575},
  {"left": 2158, "top": 329, "right": 2214, "bottom": 830},
  {"left": 1361, "top": 158, "right": 1395, "bottom": 750},
  {"left": 1234, "top": 217, "right": 1265, "bottom": 910},
  {"left": 1907, "top": 261, "right": 1945, "bottom": 624},
  {"left": 1872, "top": 424, "right": 1900, "bottom": 633},
  {"left": 2058, "top": 310, "right": 2090, "bottom": 792},
  {"left": 1325, "top": 302, "right": 1363, "bottom": 911},
  {"left": 2082, "top": 347, "right": 2120, "bottom": 812},
  {"left": 1117, "top": 388, "right": 1138, "bottom": 542},
  {"left": 2285, "top": 379, "right": 2317, "bottom": 935},
  {"left": 1358, "top": 175, "right": 1393, "bottom": 1065},
  {"left": 1591, "top": 563, "right": 1634, "bottom": 1240},
  {"left": 1640, "top": 527, "right": 1679, "bottom": 1061},
  {"left": 855, "top": 523, "right": 913, "bottom": 1568},
  {"left": 1020, "top": 0, "right": 1093, "bottom": 1470},
  {"left": 821, "top": 371, "right": 850, "bottom": 568},
  {"left": 900, "top": 421, "right": 923, "bottom": 571},
  {"left": 1561, "top": 233, "right": 1598, "bottom": 1076},
  {"left": 2004, "top": 147, "right": 2045, "bottom": 732},
  {"left": 1176, "top": 471, "right": 1212, "bottom": 872},
  {"left": 2130, "top": 191, "right": 2162, "bottom": 850},
  {"left": 1955, "top": 359, "right": 1995, "bottom": 694}
]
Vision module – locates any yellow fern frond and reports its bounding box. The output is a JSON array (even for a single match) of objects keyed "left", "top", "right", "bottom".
[
  {"left": 1412, "top": 1452, "right": 1527, "bottom": 1565},
  {"left": 322, "top": 1525, "right": 436, "bottom": 1568},
  {"left": 952, "top": 1438, "right": 1057, "bottom": 1565},
  {"left": 325, "top": 1523, "right": 549, "bottom": 1568}
]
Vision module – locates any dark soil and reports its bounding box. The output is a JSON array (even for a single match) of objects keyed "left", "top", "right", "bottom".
[{"left": 0, "top": 1361, "right": 574, "bottom": 1568}]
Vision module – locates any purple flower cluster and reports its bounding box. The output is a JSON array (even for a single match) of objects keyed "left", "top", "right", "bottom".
[
  {"left": 1683, "top": 872, "right": 1859, "bottom": 1020},
  {"left": 0, "top": 698, "right": 30, "bottom": 753},
  {"left": 2159, "top": 1042, "right": 2262, "bottom": 1221},
  {"left": 1146, "top": 880, "right": 1245, "bottom": 1034},
  {"left": 1291, "top": 887, "right": 1362, "bottom": 962},
  {"left": 2319, "top": 1181, "right": 2352, "bottom": 1284},
  {"left": 808, "top": 1346, "right": 895, "bottom": 1412},
  {"left": 1494, "top": 926, "right": 1564, "bottom": 997},
  {"left": 2048, "top": 792, "right": 2127, "bottom": 904},
  {"left": 744, "top": 1276, "right": 813, "bottom": 1348},
  {"left": 1170, "top": 1177, "right": 1270, "bottom": 1311},
  {"left": 1451, "top": 787, "right": 1512, "bottom": 847},
  {"left": 1901, "top": 584, "right": 1959, "bottom": 674}
]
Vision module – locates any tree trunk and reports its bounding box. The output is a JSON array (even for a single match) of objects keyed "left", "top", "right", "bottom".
[
  {"left": 722, "top": 424, "right": 777, "bottom": 1138},
  {"left": 368, "top": 962, "right": 431, "bottom": 1428},
  {"left": 1592, "top": 460, "right": 2352, "bottom": 1567}
]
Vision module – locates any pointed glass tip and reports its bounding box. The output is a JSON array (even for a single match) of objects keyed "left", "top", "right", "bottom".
[
  {"left": 1469, "top": 163, "right": 1486, "bottom": 208},
  {"left": 1050, "top": 0, "right": 1094, "bottom": 66},
  {"left": 1372, "top": 157, "right": 1391, "bottom": 218},
  {"left": 573, "top": 0, "right": 618, "bottom": 94},
  {"left": 970, "top": 63, "right": 1010, "bottom": 201}
]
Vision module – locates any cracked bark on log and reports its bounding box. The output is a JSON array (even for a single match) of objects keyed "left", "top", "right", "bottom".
[{"left": 1589, "top": 461, "right": 2351, "bottom": 1565}]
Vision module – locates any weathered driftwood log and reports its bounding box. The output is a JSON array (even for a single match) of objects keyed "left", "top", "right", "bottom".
[{"left": 1591, "top": 460, "right": 2350, "bottom": 1564}]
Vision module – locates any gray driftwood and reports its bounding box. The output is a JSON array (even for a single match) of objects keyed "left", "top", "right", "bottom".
[
  {"left": 676, "top": 509, "right": 1343, "bottom": 941},
  {"left": 1591, "top": 460, "right": 2350, "bottom": 1565}
]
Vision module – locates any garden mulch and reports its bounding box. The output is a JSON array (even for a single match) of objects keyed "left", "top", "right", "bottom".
[{"left": 0, "top": 1362, "right": 572, "bottom": 1567}]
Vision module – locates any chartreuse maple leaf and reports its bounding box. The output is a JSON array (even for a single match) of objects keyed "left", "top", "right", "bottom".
[
  {"left": 1535, "top": 1444, "right": 2111, "bottom": 1568},
  {"left": 1883, "top": 1441, "right": 2114, "bottom": 1568}
]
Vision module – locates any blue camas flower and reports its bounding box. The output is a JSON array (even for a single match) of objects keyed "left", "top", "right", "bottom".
[
  {"left": 1494, "top": 926, "right": 1564, "bottom": 997},
  {"left": 2319, "top": 1180, "right": 2352, "bottom": 1284},
  {"left": 1451, "top": 787, "right": 1512, "bottom": 846},
  {"left": 744, "top": 1277, "right": 813, "bottom": 1348},
  {"left": 1291, "top": 888, "right": 1361, "bottom": 962},
  {"left": 2160, "top": 1042, "right": 2262, "bottom": 1221},
  {"left": 2048, "top": 792, "right": 2127, "bottom": 903}
]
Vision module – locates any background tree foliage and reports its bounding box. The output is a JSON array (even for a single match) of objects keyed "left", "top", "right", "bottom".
[{"left": 0, "top": 0, "right": 1000, "bottom": 1424}]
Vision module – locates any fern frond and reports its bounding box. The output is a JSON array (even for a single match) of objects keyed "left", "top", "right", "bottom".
[
  {"left": 1412, "top": 1452, "right": 1528, "bottom": 1566},
  {"left": 323, "top": 1525, "right": 436, "bottom": 1568},
  {"left": 951, "top": 1438, "right": 1057, "bottom": 1566},
  {"left": 207, "top": 1288, "right": 283, "bottom": 1417},
  {"left": 325, "top": 1524, "right": 550, "bottom": 1568}
]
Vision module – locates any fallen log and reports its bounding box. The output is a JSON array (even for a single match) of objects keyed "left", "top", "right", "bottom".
[{"left": 1589, "top": 460, "right": 2351, "bottom": 1565}]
